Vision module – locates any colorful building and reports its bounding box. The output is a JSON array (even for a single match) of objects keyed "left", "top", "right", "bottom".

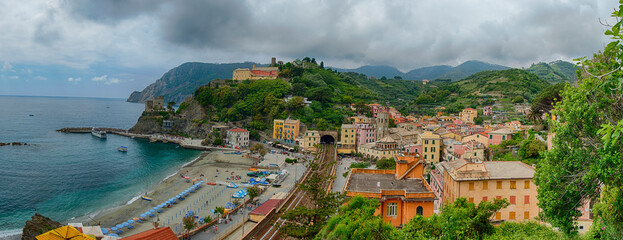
[
  {"left": 339, "top": 124, "right": 357, "bottom": 154},
  {"left": 343, "top": 154, "right": 435, "bottom": 227},
  {"left": 483, "top": 105, "right": 493, "bottom": 116},
  {"left": 232, "top": 65, "right": 279, "bottom": 80},
  {"left": 459, "top": 108, "right": 478, "bottom": 123},
  {"left": 368, "top": 103, "right": 388, "bottom": 118},
  {"left": 435, "top": 159, "right": 539, "bottom": 222},
  {"left": 487, "top": 128, "right": 516, "bottom": 146},
  {"left": 302, "top": 130, "right": 320, "bottom": 152},
  {"left": 273, "top": 119, "right": 300, "bottom": 145},
  {"left": 462, "top": 132, "right": 489, "bottom": 146},
  {"left": 419, "top": 131, "right": 442, "bottom": 163},
  {"left": 355, "top": 123, "right": 376, "bottom": 146},
  {"left": 358, "top": 136, "right": 401, "bottom": 160},
  {"left": 226, "top": 128, "right": 249, "bottom": 148}
]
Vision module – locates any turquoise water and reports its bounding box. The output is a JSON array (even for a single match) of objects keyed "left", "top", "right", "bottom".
[{"left": 0, "top": 96, "right": 200, "bottom": 237}]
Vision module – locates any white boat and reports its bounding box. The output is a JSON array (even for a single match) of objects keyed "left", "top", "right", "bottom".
[{"left": 91, "top": 128, "right": 107, "bottom": 139}]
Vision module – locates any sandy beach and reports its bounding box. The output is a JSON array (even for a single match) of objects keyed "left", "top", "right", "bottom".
[{"left": 91, "top": 151, "right": 264, "bottom": 236}]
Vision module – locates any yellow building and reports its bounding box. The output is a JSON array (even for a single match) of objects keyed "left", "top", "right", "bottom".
[
  {"left": 349, "top": 115, "right": 373, "bottom": 124},
  {"left": 302, "top": 130, "right": 320, "bottom": 152},
  {"left": 438, "top": 159, "right": 539, "bottom": 222},
  {"left": 232, "top": 65, "right": 279, "bottom": 80},
  {"left": 338, "top": 124, "right": 357, "bottom": 154},
  {"left": 343, "top": 154, "right": 435, "bottom": 227},
  {"left": 419, "top": 131, "right": 441, "bottom": 163},
  {"left": 459, "top": 108, "right": 478, "bottom": 123},
  {"left": 358, "top": 136, "right": 401, "bottom": 160},
  {"left": 462, "top": 133, "right": 489, "bottom": 146},
  {"left": 232, "top": 68, "right": 252, "bottom": 80},
  {"left": 273, "top": 119, "right": 300, "bottom": 145}
]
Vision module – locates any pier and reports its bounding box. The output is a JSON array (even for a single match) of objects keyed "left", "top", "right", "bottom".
[{"left": 56, "top": 127, "right": 237, "bottom": 151}]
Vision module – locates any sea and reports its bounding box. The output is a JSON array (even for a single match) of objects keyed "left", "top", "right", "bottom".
[{"left": 0, "top": 96, "right": 201, "bottom": 239}]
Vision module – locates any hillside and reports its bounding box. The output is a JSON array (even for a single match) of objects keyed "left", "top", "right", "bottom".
[
  {"left": 525, "top": 60, "right": 577, "bottom": 83},
  {"left": 126, "top": 62, "right": 258, "bottom": 104},
  {"left": 451, "top": 69, "right": 550, "bottom": 99},
  {"left": 403, "top": 65, "right": 452, "bottom": 80},
  {"left": 334, "top": 65, "right": 404, "bottom": 79}
]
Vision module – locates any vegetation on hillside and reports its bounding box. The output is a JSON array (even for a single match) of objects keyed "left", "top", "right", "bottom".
[
  {"left": 526, "top": 61, "right": 577, "bottom": 84},
  {"left": 534, "top": 4, "right": 623, "bottom": 238}
]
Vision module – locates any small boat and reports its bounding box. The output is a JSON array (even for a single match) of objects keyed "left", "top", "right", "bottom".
[
  {"left": 91, "top": 128, "right": 107, "bottom": 139},
  {"left": 118, "top": 146, "right": 128, "bottom": 152},
  {"left": 141, "top": 196, "right": 152, "bottom": 201},
  {"left": 29, "top": 114, "right": 34, "bottom": 117}
]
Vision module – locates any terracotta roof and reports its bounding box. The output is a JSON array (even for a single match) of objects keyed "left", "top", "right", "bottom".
[
  {"left": 250, "top": 199, "right": 282, "bottom": 216},
  {"left": 122, "top": 227, "right": 177, "bottom": 240},
  {"left": 229, "top": 128, "right": 248, "bottom": 133}
]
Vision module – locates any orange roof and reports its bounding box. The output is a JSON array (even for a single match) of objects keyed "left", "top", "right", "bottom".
[
  {"left": 229, "top": 128, "right": 248, "bottom": 133},
  {"left": 122, "top": 227, "right": 178, "bottom": 240}
]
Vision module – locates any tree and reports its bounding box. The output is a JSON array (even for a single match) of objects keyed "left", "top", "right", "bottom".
[
  {"left": 316, "top": 118, "right": 328, "bottom": 131},
  {"left": 182, "top": 215, "right": 197, "bottom": 236},
  {"left": 167, "top": 101, "right": 176, "bottom": 112},
  {"left": 512, "top": 95, "right": 524, "bottom": 103},
  {"left": 212, "top": 138, "right": 224, "bottom": 146},
  {"left": 315, "top": 195, "right": 397, "bottom": 240},
  {"left": 474, "top": 116, "right": 484, "bottom": 125},
  {"left": 214, "top": 207, "right": 226, "bottom": 219},
  {"left": 248, "top": 186, "right": 261, "bottom": 203},
  {"left": 394, "top": 76, "right": 403, "bottom": 80},
  {"left": 375, "top": 158, "right": 396, "bottom": 170},
  {"left": 534, "top": 4, "right": 623, "bottom": 237}
]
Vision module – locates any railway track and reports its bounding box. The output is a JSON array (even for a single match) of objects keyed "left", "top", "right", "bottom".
[{"left": 252, "top": 144, "right": 336, "bottom": 240}]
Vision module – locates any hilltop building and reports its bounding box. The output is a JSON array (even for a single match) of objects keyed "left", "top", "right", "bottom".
[
  {"left": 232, "top": 64, "right": 279, "bottom": 80},
  {"left": 273, "top": 119, "right": 300, "bottom": 145},
  {"left": 144, "top": 96, "right": 165, "bottom": 111},
  {"left": 227, "top": 128, "right": 249, "bottom": 148},
  {"left": 483, "top": 106, "right": 493, "bottom": 116},
  {"left": 431, "top": 159, "right": 539, "bottom": 222},
  {"left": 343, "top": 154, "right": 435, "bottom": 227}
]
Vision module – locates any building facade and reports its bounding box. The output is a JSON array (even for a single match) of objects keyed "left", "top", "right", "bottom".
[
  {"left": 355, "top": 123, "right": 376, "bottom": 146},
  {"left": 338, "top": 124, "right": 357, "bottom": 154},
  {"left": 144, "top": 96, "right": 165, "bottom": 111},
  {"left": 419, "top": 131, "right": 442, "bottom": 163},
  {"left": 459, "top": 108, "right": 478, "bottom": 123},
  {"left": 358, "top": 136, "right": 401, "bottom": 160},
  {"left": 302, "top": 130, "right": 320, "bottom": 152},
  {"left": 226, "top": 128, "right": 249, "bottom": 148},
  {"left": 375, "top": 112, "right": 390, "bottom": 141},
  {"left": 273, "top": 119, "right": 300, "bottom": 145},
  {"left": 232, "top": 65, "right": 279, "bottom": 80},
  {"left": 488, "top": 128, "right": 516, "bottom": 146}
]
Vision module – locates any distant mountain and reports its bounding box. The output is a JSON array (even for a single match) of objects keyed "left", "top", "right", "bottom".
[
  {"left": 525, "top": 60, "right": 577, "bottom": 84},
  {"left": 435, "top": 61, "right": 510, "bottom": 81},
  {"left": 336, "top": 60, "right": 510, "bottom": 81},
  {"left": 126, "top": 62, "right": 258, "bottom": 104},
  {"left": 403, "top": 65, "right": 452, "bottom": 80},
  {"left": 335, "top": 65, "right": 404, "bottom": 79}
]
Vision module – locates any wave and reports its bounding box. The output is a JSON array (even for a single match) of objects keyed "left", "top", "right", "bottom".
[
  {"left": 0, "top": 228, "right": 22, "bottom": 240},
  {"left": 125, "top": 195, "right": 142, "bottom": 205}
]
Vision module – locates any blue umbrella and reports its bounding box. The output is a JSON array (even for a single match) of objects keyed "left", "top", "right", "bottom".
[
  {"left": 101, "top": 228, "right": 109, "bottom": 234},
  {"left": 140, "top": 214, "right": 147, "bottom": 218},
  {"left": 127, "top": 219, "right": 135, "bottom": 224},
  {"left": 108, "top": 233, "right": 119, "bottom": 237},
  {"left": 153, "top": 207, "right": 159, "bottom": 210},
  {"left": 122, "top": 222, "right": 129, "bottom": 227},
  {"left": 116, "top": 224, "right": 124, "bottom": 229},
  {"left": 149, "top": 209, "right": 155, "bottom": 213},
  {"left": 111, "top": 227, "right": 118, "bottom": 231}
]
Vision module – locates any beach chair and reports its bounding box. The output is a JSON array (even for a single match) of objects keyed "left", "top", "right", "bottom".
[
  {"left": 128, "top": 225, "right": 134, "bottom": 229},
  {"left": 136, "top": 219, "right": 144, "bottom": 223},
  {"left": 157, "top": 209, "right": 163, "bottom": 213},
  {"left": 148, "top": 213, "right": 155, "bottom": 217},
  {"left": 116, "top": 230, "right": 123, "bottom": 235}
]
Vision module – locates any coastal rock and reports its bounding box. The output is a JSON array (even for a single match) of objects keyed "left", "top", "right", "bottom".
[
  {"left": 129, "top": 98, "right": 212, "bottom": 138},
  {"left": 21, "top": 213, "right": 63, "bottom": 240}
]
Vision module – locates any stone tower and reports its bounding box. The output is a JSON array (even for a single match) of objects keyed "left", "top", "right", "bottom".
[{"left": 375, "top": 111, "right": 389, "bottom": 141}]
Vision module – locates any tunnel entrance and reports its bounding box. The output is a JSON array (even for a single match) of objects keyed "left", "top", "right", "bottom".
[{"left": 320, "top": 135, "right": 335, "bottom": 144}]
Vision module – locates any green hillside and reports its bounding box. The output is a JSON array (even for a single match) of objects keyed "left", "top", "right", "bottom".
[
  {"left": 525, "top": 60, "right": 577, "bottom": 83},
  {"left": 452, "top": 69, "right": 550, "bottom": 99}
]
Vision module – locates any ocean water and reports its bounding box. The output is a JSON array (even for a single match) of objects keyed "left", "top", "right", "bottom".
[{"left": 0, "top": 96, "right": 200, "bottom": 238}]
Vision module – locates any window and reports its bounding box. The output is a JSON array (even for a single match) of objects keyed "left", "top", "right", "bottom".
[
  {"left": 509, "top": 212, "right": 516, "bottom": 220},
  {"left": 525, "top": 180, "right": 530, "bottom": 189},
  {"left": 495, "top": 212, "right": 501, "bottom": 220},
  {"left": 432, "top": 154, "right": 435, "bottom": 159},
  {"left": 469, "top": 182, "right": 474, "bottom": 190},
  {"left": 387, "top": 203, "right": 397, "bottom": 216},
  {"left": 497, "top": 181, "right": 502, "bottom": 189},
  {"left": 483, "top": 181, "right": 488, "bottom": 190},
  {"left": 416, "top": 206, "right": 423, "bottom": 215},
  {"left": 524, "top": 195, "right": 530, "bottom": 204},
  {"left": 510, "top": 196, "right": 516, "bottom": 204},
  {"left": 424, "top": 147, "right": 428, "bottom": 152},
  {"left": 425, "top": 140, "right": 429, "bottom": 144},
  {"left": 524, "top": 211, "right": 530, "bottom": 220},
  {"left": 432, "top": 140, "right": 435, "bottom": 144},
  {"left": 469, "top": 197, "right": 474, "bottom": 203},
  {"left": 490, "top": 135, "right": 493, "bottom": 139},
  {"left": 510, "top": 181, "right": 516, "bottom": 189},
  {"left": 482, "top": 196, "right": 488, "bottom": 201},
  {"left": 502, "top": 136, "right": 506, "bottom": 140}
]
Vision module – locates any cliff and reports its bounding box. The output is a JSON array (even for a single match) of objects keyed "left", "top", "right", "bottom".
[
  {"left": 21, "top": 213, "right": 63, "bottom": 240},
  {"left": 129, "top": 98, "right": 214, "bottom": 138},
  {"left": 126, "top": 62, "right": 258, "bottom": 104}
]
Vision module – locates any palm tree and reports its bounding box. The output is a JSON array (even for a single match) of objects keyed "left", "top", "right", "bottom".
[{"left": 182, "top": 215, "right": 197, "bottom": 238}]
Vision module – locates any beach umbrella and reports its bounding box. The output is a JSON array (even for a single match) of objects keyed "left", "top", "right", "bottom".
[
  {"left": 184, "top": 176, "right": 190, "bottom": 179},
  {"left": 107, "top": 233, "right": 119, "bottom": 237},
  {"left": 140, "top": 213, "right": 147, "bottom": 218},
  {"left": 127, "top": 219, "right": 135, "bottom": 224},
  {"left": 149, "top": 209, "right": 155, "bottom": 213},
  {"left": 115, "top": 224, "right": 123, "bottom": 229},
  {"left": 110, "top": 227, "right": 118, "bottom": 232},
  {"left": 101, "top": 228, "right": 109, "bottom": 235},
  {"left": 122, "top": 222, "right": 129, "bottom": 227}
]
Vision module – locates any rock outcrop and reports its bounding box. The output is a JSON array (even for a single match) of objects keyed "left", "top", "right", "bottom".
[
  {"left": 129, "top": 98, "right": 213, "bottom": 138},
  {"left": 21, "top": 213, "right": 63, "bottom": 240}
]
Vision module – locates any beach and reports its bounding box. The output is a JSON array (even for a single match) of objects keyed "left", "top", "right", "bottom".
[{"left": 90, "top": 150, "right": 263, "bottom": 236}]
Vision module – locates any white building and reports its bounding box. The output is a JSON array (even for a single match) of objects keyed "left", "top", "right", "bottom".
[{"left": 227, "top": 128, "right": 249, "bottom": 148}]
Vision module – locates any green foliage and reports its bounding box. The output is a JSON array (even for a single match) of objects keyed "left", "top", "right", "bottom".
[
  {"left": 534, "top": 4, "right": 623, "bottom": 237},
  {"left": 212, "top": 138, "right": 224, "bottom": 146},
  {"left": 484, "top": 221, "right": 565, "bottom": 240},
  {"left": 285, "top": 158, "right": 298, "bottom": 163},
  {"left": 512, "top": 95, "right": 524, "bottom": 103},
  {"left": 591, "top": 185, "right": 623, "bottom": 239},
  {"left": 349, "top": 162, "right": 371, "bottom": 169},
  {"left": 214, "top": 207, "right": 225, "bottom": 218},
  {"left": 249, "top": 130, "right": 260, "bottom": 141},
  {"left": 518, "top": 137, "right": 547, "bottom": 159},
  {"left": 474, "top": 116, "right": 484, "bottom": 125},
  {"left": 248, "top": 186, "right": 261, "bottom": 203},
  {"left": 315, "top": 195, "right": 397, "bottom": 240},
  {"left": 182, "top": 215, "right": 197, "bottom": 233},
  {"left": 528, "top": 83, "right": 566, "bottom": 123},
  {"left": 525, "top": 61, "right": 578, "bottom": 84},
  {"left": 375, "top": 158, "right": 396, "bottom": 170}
]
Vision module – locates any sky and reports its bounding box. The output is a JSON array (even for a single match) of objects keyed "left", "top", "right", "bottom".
[{"left": 0, "top": 0, "right": 618, "bottom": 98}]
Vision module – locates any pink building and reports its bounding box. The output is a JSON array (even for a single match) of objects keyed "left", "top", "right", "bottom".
[
  {"left": 368, "top": 103, "right": 388, "bottom": 118},
  {"left": 430, "top": 163, "right": 445, "bottom": 211},
  {"left": 403, "top": 143, "right": 423, "bottom": 154},
  {"left": 487, "top": 128, "right": 516, "bottom": 146},
  {"left": 483, "top": 106, "right": 493, "bottom": 116},
  {"left": 355, "top": 123, "right": 376, "bottom": 146}
]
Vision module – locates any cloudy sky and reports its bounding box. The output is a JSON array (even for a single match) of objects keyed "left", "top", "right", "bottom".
[{"left": 0, "top": 0, "right": 617, "bottom": 98}]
